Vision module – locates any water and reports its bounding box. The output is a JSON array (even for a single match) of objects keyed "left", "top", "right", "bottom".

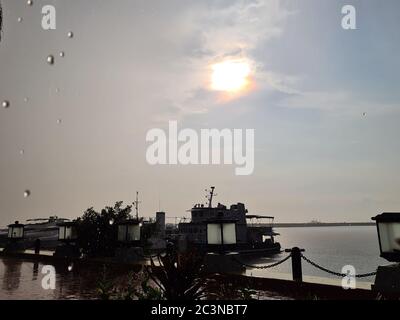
[
  {"left": 243, "top": 226, "right": 388, "bottom": 286},
  {"left": 0, "top": 256, "right": 138, "bottom": 300},
  {"left": 0, "top": 226, "right": 388, "bottom": 299}
]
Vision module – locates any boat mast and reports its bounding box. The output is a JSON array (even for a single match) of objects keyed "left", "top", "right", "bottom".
[
  {"left": 134, "top": 191, "right": 141, "bottom": 220},
  {"left": 207, "top": 186, "right": 216, "bottom": 208}
]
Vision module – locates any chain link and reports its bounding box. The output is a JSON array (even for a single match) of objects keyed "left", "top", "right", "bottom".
[
  {"left": 231, "top": 253, "right": 292, "bottom": 269},
  {"left": 300, "top": 254, "right": 377, "bottom": 278}
]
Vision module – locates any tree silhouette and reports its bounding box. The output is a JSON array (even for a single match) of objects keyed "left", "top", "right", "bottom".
[{"left": 76, "top": 201, "right": 133, "bottom": 257}]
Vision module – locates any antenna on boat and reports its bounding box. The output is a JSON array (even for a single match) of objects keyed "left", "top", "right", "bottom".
[
  {"left": 133, "top": 191, "right": 141, "bottom": 220},
  {"left": 206, "top": 186, "right": 217, "bottom": 208}
]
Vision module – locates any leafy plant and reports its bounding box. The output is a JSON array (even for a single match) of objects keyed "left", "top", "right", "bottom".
[
  {"left": 96, "top": 265, "right": 115, "bottom": 300},
  {"left": 132, "top": 273, "right": 164, "bottom": 300},
  {"left": 146, "top": 250, "right": 209, "bottom": 300}
]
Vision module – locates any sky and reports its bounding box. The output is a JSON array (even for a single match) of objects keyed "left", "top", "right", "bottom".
[{"left": 0, "top": 0, "right": 400, "bottom": 225}]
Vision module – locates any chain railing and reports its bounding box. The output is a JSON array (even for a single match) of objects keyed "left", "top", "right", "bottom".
[
  {"left": 231, "top": 253, "right": 292, "bottom": 269},
  {"left": 229, "top": 247, "right": 377, "bottom": 280},
  {"left": 136, "top": 247, "right": 378, "bottom": 280},
  {"left": 300, "top": 253, "right": 377, "bottom": 278}
]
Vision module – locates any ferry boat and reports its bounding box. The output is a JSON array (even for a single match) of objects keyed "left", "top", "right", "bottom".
[
  {"left": 0, "top": 216, "right": 69, "bottom": 249},
  {"left": 178, "top": 187, "right": 281, "bottom": 256}
]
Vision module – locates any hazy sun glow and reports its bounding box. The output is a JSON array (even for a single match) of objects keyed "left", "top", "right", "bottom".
[{"left": 211, "top": 60, "right": 251, "bottom": 93}]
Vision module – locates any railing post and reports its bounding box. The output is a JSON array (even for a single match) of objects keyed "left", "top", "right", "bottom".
[
  {"left": 285, "top": 247, "right": 305, "bottom": 282},
  {"left": 34, "top": 239, "right": 41, "bottom": 255}
]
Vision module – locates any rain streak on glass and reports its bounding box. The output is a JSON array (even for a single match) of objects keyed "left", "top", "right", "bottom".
[
  {"left": 47, "top": 55, "right": 55, "bottom": 65},
  {"left": 2, "top": 100, "right": 10, "bottom": 108},
  {"left": 23, "top": 190, "right": 31, "bottom": 198}
]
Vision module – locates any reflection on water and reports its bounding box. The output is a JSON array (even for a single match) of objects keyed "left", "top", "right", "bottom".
[
  {"left": 2, "top": 259, "right": 22, "bottom": 293},
  {"left": 0, "top": 257, "right": 138, "bottom": 300}
]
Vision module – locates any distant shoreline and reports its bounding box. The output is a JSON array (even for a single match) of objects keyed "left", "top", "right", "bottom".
[{"left": 273, "top": 222, "right": 375, "bottom": 228}]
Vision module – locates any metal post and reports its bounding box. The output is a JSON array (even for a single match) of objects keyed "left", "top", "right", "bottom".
[
  {"left": 285, "top": 247, "right": 305, "bottom": 282},
  {"left": 34, "top": 239, "right": 41, "bottom": 255}
]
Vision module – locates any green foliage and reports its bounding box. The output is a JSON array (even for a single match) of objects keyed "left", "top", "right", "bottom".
[
  {"left": 96, "top": 265, "right": 115, "bottom": 300},
  {"left": 76, "top": 201, "right": 132, "bottom": 257},
  {"left": 146, "top": 250, "right": 208, "bottom": 300},
  {"left": 132, "top": 273, "right": 164, "bottom": 300}
]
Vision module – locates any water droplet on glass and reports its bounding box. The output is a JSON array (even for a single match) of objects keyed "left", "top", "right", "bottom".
[
  {"left": 24, "top": 97, "right": 29, "bottom": 103},
  {"left": 55, "top": 88, "right": 60, "bottom": 94},
  {"left": 362, "top": 112, "right": 367, "bottom": 116},
  {"left": 23, "top": 190, "right": 31, "bottom": 198},
  {"left": 17, "top": 17, "right": 23, "bottom": 23},
  {"left": 109, "top": 219, "right": 114, "bottom": 225},
  {"left": 57, "top": 119, "right": 62, "bottom": 125},
  {"left": 59, "top": 51, "right": 65, "bottom": 58},
  {"left": 47, "top": 55, "right": 55, "bottom": 65},
  {"left": 20, "top": 149, "right": 25, "bottom": 155},
  {"left": 27, "top": 0, "right": 33, "bottom": 6},
  {"left": 68, "top": 264, "right": 73, "bottom": 272},
  {"left": 67, "top": 31, "right": 74, "bottom": 39},
  {"left": 2, "top": 100, "right": 10, "bottom": 108}
]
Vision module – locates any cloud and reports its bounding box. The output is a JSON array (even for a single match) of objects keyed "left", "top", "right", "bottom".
[{"left": 153, "top": 0, "right": 293, "bottom": 118}]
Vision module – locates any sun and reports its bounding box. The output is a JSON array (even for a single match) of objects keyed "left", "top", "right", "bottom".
[{"left": 211, "top": 60, "right": 251, "bottom": 93}]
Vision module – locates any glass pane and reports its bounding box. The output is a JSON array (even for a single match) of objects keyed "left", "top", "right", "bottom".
[
  {"left": 58, "top": 226, "right": 65, "bottom": 240},
  {"left": 380, "top": 222, "right": 400, "bottom": 252},
  {"left": 117, "top": 225, "right": 126, "bottom": 241},
  {"left": 127, "top": 225, "right": 140, "bottom": 241},
  {"left": 207, "top": 224, "right": 221, "bottom": 244},
  {"left": 222, "top": 223, "right": 236, "bottom": 244}
]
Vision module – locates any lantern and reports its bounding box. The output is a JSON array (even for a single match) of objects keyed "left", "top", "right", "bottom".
[
  {"left": 118, "top": 220, "right": 141, "bottom": 243},
  {"left": 207, "top": 220, "right": 237, "bottom": 245},
  {"left": 372, "top": 213, "right": 400, "bottom": 262},
  {"left": 7, "top": 221, "right": 24, "bottom": 240},
  {"left": 58, "top": 221, "right": 78, "bottom": 242}
]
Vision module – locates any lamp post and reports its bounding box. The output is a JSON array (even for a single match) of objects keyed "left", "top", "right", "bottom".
[
  {"left": 204, "top": 220, "right": 241, "bottom": 273},
  {"left": 3, "top": 221, "right": 25, "bottom": 253},
  {"left": 54, "top": 221, "right": 80, "bottom": 258},
  {"left": 371, "top": 212, "right": 400, "bottom": 295},
  {"left": 115, "top": 219, "right": 143, "bottom": 263}
]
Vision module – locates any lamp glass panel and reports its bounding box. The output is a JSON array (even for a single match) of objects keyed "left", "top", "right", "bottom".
[
  {"left": 13, "top": 227, "right": 24, "bottom": 238},
  {"left": 70, "top": 227, "right": 78, "bottom": 240},
  {"left": 8, "top": 228, "right": 12, "bottom": 238},
  {"left": 65, "top": 226, "right": 72, "bottom": 239},
  {"left": 207, "top": 224, "right": 222, "bottom": 244},
  {"left": 378, "top": 222, "right": 400, "bottom": 252},
  {"left": 222, "top": 223, "right": 236, "bottom": 244},
  {"left": 58, "top": 226, "right": 66, "bottom": 240},
  {"left": 127, "top": 225, "right": 140, "bottom": 241},
  {"left": 118, "top": 225, "right": 127, "bottom": 241}
]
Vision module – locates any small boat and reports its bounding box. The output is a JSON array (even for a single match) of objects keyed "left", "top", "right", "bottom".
[{"left": 0, "top": 216, "right": 70, "bottom": 249}]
